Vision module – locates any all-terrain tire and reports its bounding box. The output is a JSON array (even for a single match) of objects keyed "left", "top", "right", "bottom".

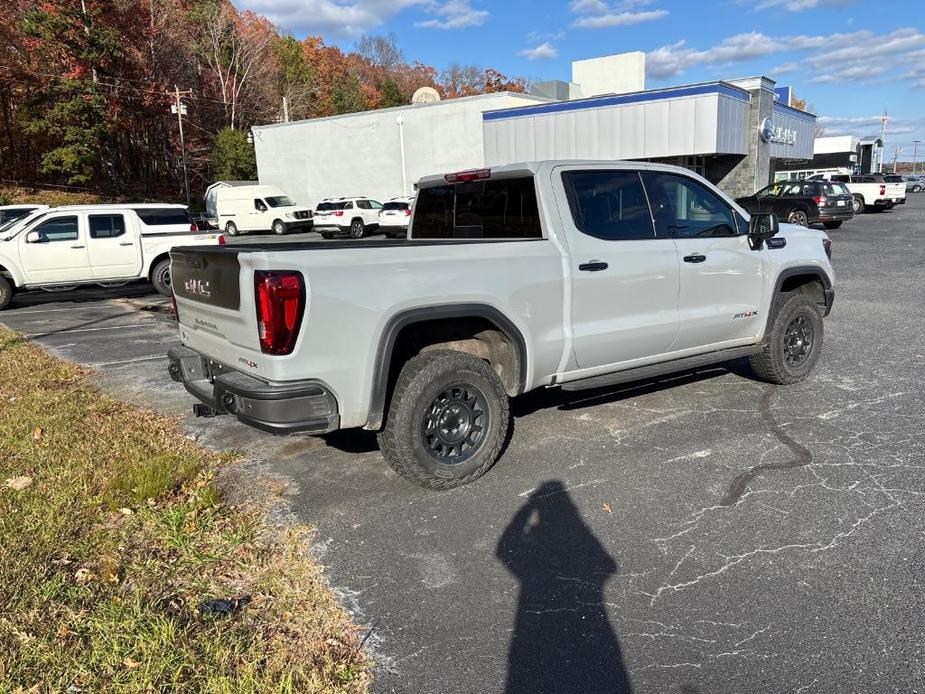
[
  {"left": 151, "top": 258, "right": 173, "bottom": 297},
  {"left": 378, "top": 350, "right": 509, "bottom": 490},
  {"left": 749, "top": 291, "right": 824, "bottom": 385},
  {"left": 0, "top": 275, "right": 13, "bottom": 310}
]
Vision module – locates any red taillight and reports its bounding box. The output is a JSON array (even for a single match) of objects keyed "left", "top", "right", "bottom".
[
  {"left": 333, "top": 210, "right": 344, "bottom": 217},
  {"left": 445, "top": 168, "right": 490, "bottom": 183},
  {"left": 404, "top": 208, "right": 412, "bottom": 216},
  {"left": 813, "top": 196, "right": 827, "bottom": 207},
  {"left": 880, "top": 185, "right": 886, "bottom": 195},
  {"left": 217, "top": 234, "right": 226, "bottom": 245},
  {"left": 190, "top": 222, "right": 198, "bottom": 232},
  {"left": 254, "top": 271, "right": 304, "bottom": 355}
]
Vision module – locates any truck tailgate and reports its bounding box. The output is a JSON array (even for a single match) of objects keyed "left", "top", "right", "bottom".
[{"left": 170, "top": 247, "right": 262, "bottom": 358}]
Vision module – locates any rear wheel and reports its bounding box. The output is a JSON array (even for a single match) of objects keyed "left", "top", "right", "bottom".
[
  {"left": 851, "top": 196, "right": 865, "bottom": 214},
  {"left": 224, "top": 221, "right": 239, "bottom": 237},
  {"left": 823, "top": 221, "right": 843, "bottom": 229},
  {"left": 378, "top": 350, "right": 509, "bottom": 490},
  {"left": 350, "top": 219, "right": 365, "bottom": 239},
  {"left": 151, "top": 258, "right": 172, "bottom": 297},
  {"left": 749, "top": 292, "right": 824, "bottom": 385},
  {"left": 787, "top": 209, "right": 809, "bottom": 226},
  {"left": 272, "top": 219, "right": 286, "bottom": 235},
  {"left": 913, "top": 185, "right": 923, "bottom": 193},
  {"left": 0, "top": 276, "right": 13, "bottom": 310}
]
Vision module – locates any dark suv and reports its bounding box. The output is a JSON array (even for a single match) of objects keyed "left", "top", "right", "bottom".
[{"left": 736, "top": 179, "right": 854, "bottom": 229}]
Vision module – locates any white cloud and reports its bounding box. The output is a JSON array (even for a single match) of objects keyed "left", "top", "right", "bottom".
[
  {"left": 816, "top": 115, "right": 923, "bottom": 140},
  {"left": 754, "top": 0, "right": 855, "bottom": 10},
  {"left": 645, "top": 27, "right": 925, "bottom": 88},
  {"left": 569, "top": 0, "right": 666, "bottom": 29},
  {"left": 233, "top": 0, "right": 423, "bottom": 36},
  {"left": 414, "top": 0, "right": 488, "bottom": 29},
  {"left": 519, "top": 42, "right": 559, "bottom": 60}
]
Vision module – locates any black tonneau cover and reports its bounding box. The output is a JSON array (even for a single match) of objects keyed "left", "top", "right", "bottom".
[{"left": 170, "top": 237, "right": 544, "bottom": 256}]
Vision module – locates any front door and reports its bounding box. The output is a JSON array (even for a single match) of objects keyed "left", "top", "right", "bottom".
[
  {"left": 641, "top": 171, "right": 765, "bottom": 351},
  {"left": 19, "top": 214, "right": 92, "bottom": 284},
  {"left": 555, "top": 167, "right": 681, "bottom": 371},
  {"left": 87, "top": 213, "right": 140, "bottom": 279}
]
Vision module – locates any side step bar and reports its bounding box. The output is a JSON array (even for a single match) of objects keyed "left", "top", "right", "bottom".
[{"left": 558, "top": 345, "right": 761, "bottom": 392}]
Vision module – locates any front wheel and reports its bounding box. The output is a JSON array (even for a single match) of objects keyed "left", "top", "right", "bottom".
[
  {"left": 787, "top": 209, "right": 809, "bottom": 226},
  {"left": 913, "top": 185, "right": 923, "bottom": 193},
  {"left": 0, "top": 276, "right": 13, "bottom": 310},
  {"left": 823, "top": 221, "right": 843, "bottom": 230},
  {"left": 852, "top": 196, "right": 865, "bottom": 214},
  {"left": 378, "top": 350, "right": 510, "bottom": 490},
  {"left": 350, "top": 219, "right": 365, "bottom": 239},
  {"left": 151, "top": 258, "right": 173, "bottom": 297},
  {"left": 749, "top": 292, "right": 824, "bottom": 385},
  {"left": 272, "top": 219, "right": 286, "bottom": 235},
  {"left": 224, "top": 221, "right": 239, "bottom": 237}
]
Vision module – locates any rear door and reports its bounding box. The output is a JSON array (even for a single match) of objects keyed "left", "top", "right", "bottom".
[
  {"left": 19, "top": 213, "right": 92, "bottom": 283},
  {"left": 641, "top": 171, "right": 765, "bottom": 351},
  {"left": 555, "top": 166, "right": 680, "bottom": 370},
  {"left": 87, "top": 212, "right": 141, "bottom": 278}
]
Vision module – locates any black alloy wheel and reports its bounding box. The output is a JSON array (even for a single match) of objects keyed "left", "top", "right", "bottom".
[
  {"left": 420, "top": 383, "right": 489, "bottom": 463},
  {"left": 783, "top": 314, "right": 814, "bottom": 367}
]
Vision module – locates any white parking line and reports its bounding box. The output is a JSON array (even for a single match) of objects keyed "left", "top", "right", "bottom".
[
  {"left": 27, "top": 322, "right": 168, "bottom": 337},
  {"left": 7, "top": 305, "right": 134, "bottom": 316}
]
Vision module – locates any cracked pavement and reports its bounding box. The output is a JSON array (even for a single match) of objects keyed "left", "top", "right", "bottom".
[{"left": 2, "top": 199, "right": 923, "bottom": 693}]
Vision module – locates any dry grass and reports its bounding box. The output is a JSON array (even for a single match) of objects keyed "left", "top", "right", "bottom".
[{"left": 0, "top": 328, "right": 370, "bottom": 692}]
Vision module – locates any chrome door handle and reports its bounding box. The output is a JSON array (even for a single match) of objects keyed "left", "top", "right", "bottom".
[
  {"left": 70, "top": 245, "right": 85, "bottom": 249},
  {"left": 119, "top": 242, "right": 134, "bottom": 246}
]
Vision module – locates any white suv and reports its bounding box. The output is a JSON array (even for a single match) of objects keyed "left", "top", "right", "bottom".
[
  {"left": 378, "top": 196, "right": 415, "bottom": 238},
  {"left": 313, "top": 197, "right": 383, "bottom": 239}
]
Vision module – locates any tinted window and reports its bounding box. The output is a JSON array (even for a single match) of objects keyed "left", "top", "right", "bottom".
[
  {"left": 562, "top": 171, "right": 653, "bottom": 241},
  {"left": 35, "top": 216, "right": 79, "bottom": 242},
  {"left": 414, "top": 177, "right": 542, "bottom": 240},
  {"left": 89, "top": 214, "right": 126, "bottom": 239},
  {"left": 134, "top": 208, "right": 192, "bottom": 225},
  {"left": 254, "top": 199, "right": 267, "bottom": 211},
  {"left": 356, "top": 200, "right": 371, "bottom": 210},
  {"left": 369, "top": 200, "right": 383, "bottom": 209},
  {"left": 823, "top": 183, "right": 850, "bottom": 196},
  {"left": 265, "top": 195, "right": 294, "bottom": 208},
  {"left": 316, "top": 202, "right": 335, "bottom": 211},
  {"left": 759, "top": 183, "right": 785, "bottom": 198},
  {"left": 642, "top": 172, "right": 738, "bottom": 238},
  {"left": 343, "top": 201, "right": 354, "bottom": 209},
  {"left": 832, "top": 175, "right": 850, "bottom": 183},
  {"left": 0, "top": 208, "right": 36, "bottom": 224},
  {"left": 383, "top": 202, "right": 410, "bottom": 211}
]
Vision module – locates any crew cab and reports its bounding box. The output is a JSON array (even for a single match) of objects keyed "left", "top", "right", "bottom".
[
  {"left": 168, "top": 161, "right": 835, "bottom": 490},
  {"left": 808, "top": 173, "right": 906, "bottom": 213},
  {"left": 0, "top": 204, "right": 223, "bottom": 310}
]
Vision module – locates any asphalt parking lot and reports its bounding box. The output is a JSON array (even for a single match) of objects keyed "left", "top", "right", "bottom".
[{"left": 2, "top": 205, "right": 924, "bottom": 693}]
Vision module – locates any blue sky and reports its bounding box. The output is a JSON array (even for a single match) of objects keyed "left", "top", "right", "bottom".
[{"left": 236, "top": 0, "right": 925, "bottom": 159}]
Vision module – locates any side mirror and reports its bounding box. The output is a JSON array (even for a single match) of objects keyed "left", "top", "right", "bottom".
[
  {"left": 25, "top": 230, "right": 43, "bottom": 244},
  {"left": 748, "top": 213, "right": 779, "bottom": 243}
]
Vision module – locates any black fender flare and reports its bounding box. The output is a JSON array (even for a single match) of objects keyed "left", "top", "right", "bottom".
[
  {"left": 366, "top": 303, "right": 528, "bottom": 430},
  {"left": 768, "top": 266, "right": 834, "bottom": 324}
]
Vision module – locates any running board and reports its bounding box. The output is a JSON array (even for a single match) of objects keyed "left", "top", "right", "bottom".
[{"left": 558, "top": 345, "right": 761, "bottom": 392}]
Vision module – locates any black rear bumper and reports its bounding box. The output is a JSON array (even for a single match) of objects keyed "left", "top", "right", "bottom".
[{"left": 167, "top": 346, "right": 339, "bottom": 434}]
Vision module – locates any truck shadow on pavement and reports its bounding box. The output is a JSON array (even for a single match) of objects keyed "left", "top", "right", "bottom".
[{"left": 496, "top": 480, "right": 632, "bottom": 694}]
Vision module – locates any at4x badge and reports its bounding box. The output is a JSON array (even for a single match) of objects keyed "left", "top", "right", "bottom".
[{"left": 733, "top": 310, "right": 759, "bottom": 319}]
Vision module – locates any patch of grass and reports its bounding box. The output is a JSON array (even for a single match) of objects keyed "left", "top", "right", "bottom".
[{"left": 0, "top": 328, "right": 370, "bottom": 692}]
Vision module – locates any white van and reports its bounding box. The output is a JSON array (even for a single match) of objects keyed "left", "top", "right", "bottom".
[{"left": 215, "top": 185, "right": 313, "bottom": 237}]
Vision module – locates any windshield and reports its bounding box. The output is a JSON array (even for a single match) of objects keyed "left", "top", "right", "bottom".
[
  {"left": 0, "top": 210, "right": 50, "bottom": 238},
  {"left": 265, "top": 196, "right": 294, "bottom": 208}
]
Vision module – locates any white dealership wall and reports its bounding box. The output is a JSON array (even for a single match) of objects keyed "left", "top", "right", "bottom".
[{"left": 252, "top": 92, "right": 549, "bottom": 207}]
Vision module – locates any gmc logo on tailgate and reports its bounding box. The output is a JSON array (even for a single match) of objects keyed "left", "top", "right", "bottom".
[{"left": 184, "top": 278, "right": 212, "bottom": 298}]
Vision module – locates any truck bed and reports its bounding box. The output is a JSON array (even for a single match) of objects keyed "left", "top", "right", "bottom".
[{"left": 171, "top": 237, "right": 545, "bottom": 255}]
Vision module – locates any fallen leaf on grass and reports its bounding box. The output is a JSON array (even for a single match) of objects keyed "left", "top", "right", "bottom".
[
  {"left": 118, "top": 507, "right": 133, "bottom": 516},
  {"left": 5, "top": 476, "right": 33, "bottom": 491},
  {"left": 122, "top": 656, "right": 141, "bottom": 670},
  {"left": 33, "top": 427, "right": 43, "bottom": 442},
  {"left": 601, "top": 502, "right": 613, "bottom": 514},
  {"left": 74, "top": 568, "right": 93, "bottom": 583}
]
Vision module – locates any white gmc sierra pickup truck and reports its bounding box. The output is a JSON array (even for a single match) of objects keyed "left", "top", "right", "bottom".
[{"left": 168, "top": 161, "right": 835, "bottom": 489}]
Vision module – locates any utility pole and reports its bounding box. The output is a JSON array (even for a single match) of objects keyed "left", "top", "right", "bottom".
[
  {"left": 282, "top": 96, "right": 290, "bottom": 123},
  {"left": 879, "top": 110, "right": 888, "bottom": 173},
  {"left": 913, "top": 140, "right": 921, "bottom": 174},
  {"left": 892, "top": 146, "right": 902, "bottom": 174},
  {"left": 168, "top": 86, "right": 192, "bottom": 207}
]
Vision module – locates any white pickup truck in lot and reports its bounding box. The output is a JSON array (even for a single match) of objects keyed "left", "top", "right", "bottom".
[
  {"left": 168, "top": 161, "right": 835, "bottom": 489},
  {"left": 808, "top": 172, "right": 906, "bottom": 214},
  {"left": 0, "top": 204, "right": 224, "bottom": 310}
]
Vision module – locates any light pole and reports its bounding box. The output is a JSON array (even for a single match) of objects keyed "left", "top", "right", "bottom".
[{"left": 913, "top": 140, "right": 921, "bottom": 174}]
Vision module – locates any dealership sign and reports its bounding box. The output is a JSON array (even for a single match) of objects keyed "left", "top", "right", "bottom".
[{"left": 759, "top": 118, "right": 797, "bottom": 145}]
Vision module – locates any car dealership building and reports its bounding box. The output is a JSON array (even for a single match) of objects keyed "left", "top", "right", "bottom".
[{"left": 252, "top": 52, "right": 817, "bottom": 205}]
